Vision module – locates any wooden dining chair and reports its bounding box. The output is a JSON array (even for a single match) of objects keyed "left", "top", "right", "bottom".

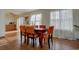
[
  {"left": 44, "top": 26, "right": 54, "bottom": 49},
  {"left": 20, "top": 25, "right": 26, "bottom": 44},
  {"left": 35, "top": 25, "right": 38, "bottom": 28},
  {"left": 26, "top": 26, "right": 38, "bottom": 47}
]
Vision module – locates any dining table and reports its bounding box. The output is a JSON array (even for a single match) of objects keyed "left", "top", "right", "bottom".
[{"left": 34, "top": 28, "right": 47, "bottom": 48}]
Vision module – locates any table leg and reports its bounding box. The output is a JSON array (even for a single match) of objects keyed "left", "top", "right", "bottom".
[
  {"left": 39, "top": 33, "right": 43, "bottom": 48},
  {"left": 24, "top": 35, "right": 26, "bottom": 43},
  {"left": 27, "top": 34, "right": 29, "bottom": 45}
]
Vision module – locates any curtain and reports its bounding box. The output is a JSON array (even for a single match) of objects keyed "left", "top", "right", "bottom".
[{"left": 50, "top": 10, "right": 74, "bottom": 39}]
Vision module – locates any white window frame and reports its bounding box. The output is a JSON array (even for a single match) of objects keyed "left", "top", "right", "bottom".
[{"left": 30, "top": 13, "right": 42, "bottom": 25}]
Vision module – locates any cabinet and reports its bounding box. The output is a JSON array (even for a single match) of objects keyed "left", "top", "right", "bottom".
[{"left": 5, "top": 24, "right": 16, "bottom": 31}]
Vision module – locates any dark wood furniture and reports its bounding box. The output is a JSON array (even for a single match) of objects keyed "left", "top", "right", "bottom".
[
  {"left": 20, "top": 25, "right": 26, "bottom": 44},
  {"left": 44, "top": 26, "right": 54, "bottom": 49},
  {"left": 34, "top": 25, "right": 47, "bottom": 48},
  {"left": 6, "top": 24, "right": 16, "bottom": 31},
  {"left": 26, "top": 26, "right": 38, "bottom": 47},
  {"left": 20, "top": 25, "right": 54, "bottom": 49}
]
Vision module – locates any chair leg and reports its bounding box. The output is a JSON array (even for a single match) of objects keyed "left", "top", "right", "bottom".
[
  {"left": 20, "top": 32, "right": 22, "bottom": 44},
  {"left": 27, "top": 38, "right": 29, "bottom": 45},
  {"left": 32, "top": 35, "right": 34, "bottom": 48},
  {"left": 27, "top": 34, "right": 30, "bottom": 45},
  {"left": 48, "top": 37, "right": 50, "bottom": 49},
  {"left": 27, "top": 36, "right": 29, "bottom": 45},
  {"left": 24, "top": 35, "right": 26, "bottom": 43},
  {"left": 34, "top": 38, "right": 37, "bottom": 47},
  {"left": 31, "top": 38, "right": 34, "bottom": 47},
  {"left": 51, "top": 35, "right": 53, "bottom": 45},
  {"left": 32, "top": 39, "right": 34, "bottom": 48},
  {"left": 44, "top": 38, "right": 45, "bottom": 46}
]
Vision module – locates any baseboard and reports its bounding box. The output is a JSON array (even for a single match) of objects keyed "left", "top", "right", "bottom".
[
  {"left": 53, "top": 36, "right": 74, "bottom": 40},
  {"left": 76, "top": 38, "right": 79, "bottom": 40},
  {"left": 0, "top": 36, "right": 5, "bottom": 39}
]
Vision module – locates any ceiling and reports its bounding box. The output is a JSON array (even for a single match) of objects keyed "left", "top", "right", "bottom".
[{"left": 6, "top": 9, "right": 37, "bottom": 15}]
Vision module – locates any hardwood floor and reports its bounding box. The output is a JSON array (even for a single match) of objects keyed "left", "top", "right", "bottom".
[
  {"left": 54, "top": 38, "right": 79, "bottom": 50},
  {"left": 0, "top": 31, "right": 79, "bottom": 50}
]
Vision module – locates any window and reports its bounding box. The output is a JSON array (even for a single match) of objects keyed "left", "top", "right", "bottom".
[
  {"left": 30, "top": 15, "right": 36, "bottom": 25},
  {"left": 30, "top": 13, "right": 42, "bottom": 25}
]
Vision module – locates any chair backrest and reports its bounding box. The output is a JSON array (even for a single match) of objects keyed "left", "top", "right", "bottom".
[
  {"left": 26, "top": 26, "right": 35, "bottom": 34},
  {"left": 39, "top": 25, "right": 46, "bottom": 28},
  {"left": 35, "top": 25, "right": 46, "bottom": 28},
  {"left": 48, "top": 26, "right": 54, "bottom": 34},
  {"left": 35, "top": 25, "right": 38, "bottom": 28},
  {"left": 20, "top": 25, "right": 26, "bottom": 33}
]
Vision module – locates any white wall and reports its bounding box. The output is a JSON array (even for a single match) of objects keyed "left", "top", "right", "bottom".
[
  {"left": 0, "top": 10, "right": 6, "bottom": 37},
  {"left": 73, "top": 10, "right": 79, "bottom": 39},
  {"left": 5, "top": 13, "right": 17, "bottom": 25},
  {"left": 6, "top": 18, "right": 17, "bottom": 25}
]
